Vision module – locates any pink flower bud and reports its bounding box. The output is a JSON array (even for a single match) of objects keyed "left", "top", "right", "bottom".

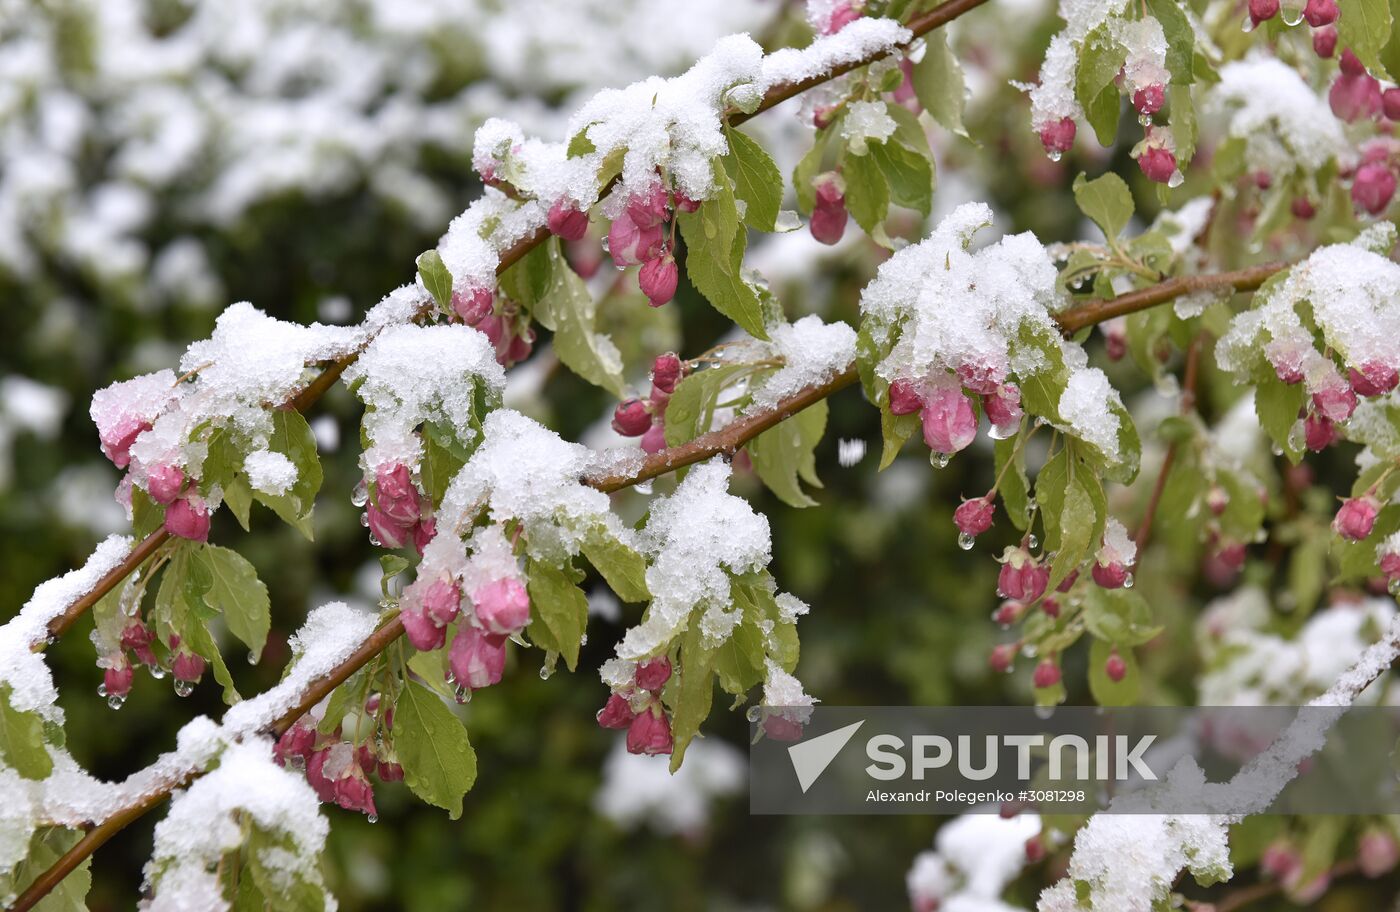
[
  {"left": 1032, "top": 658, "right": 1061, "bottom": 689},
  {"left": 1304, "top": 413, "right": 1337, "bottom": 451},
  {"left": 1359, "top": 827, "right": 1400, "bottom": 877},
  {"left": 165, "top": 496, "right": 210, "bottom": 542},
  {"left": 824, "top": 0, "right": 861, "bottom": 33},
  {"left": 334, "top": 770, "right": 377, "bottom": 816},
  {"left": 1132, "top": 84, "right": 1165, "bottom": 117},
  {"left": 1353, "top": 161, "right": 1397, "bottom": 214},
  {"left": 413, "top": 517, "right": 437, "bottom": 556},
  {"left": 888, "top": 379, "right": 923, "bottom": 415},
  {"left": 104, "top": 662, "right": 134, "bottom": 698},
  {"left": 448, "top": 626, "right": 507, "bottom": 691},
  {"left": 626, "top": 707, "right": 674, "bottom": 756},
  {"left": 452, "top": 287, "right": 494, "bottom": 325},
  {"left": 1303, "top": 0, "right": 1337, "bottom": 25},
  {"left": 422, "top": 579, "right": 462, "bottom": 628},
  {"left": 1248, "top": 0, "right": 1278, "bottom": 24},
  {"left": 1312, "top": 384, "right": 1358, "bottom": 422},
  {"left": 1038, "top": 117, "right": 1076, "bottom": 156},
  {"left": 635, "top": 657, "right": 672, "bottom": 691},
  {"left": 1333, "top": 496, "right": 1380, "bottom": 541},
  {"left": 983, "top": 384, "right": 1023, "bottom": 435},
  {"left": 639, "top": 255, "right": 679, "bottom": 307},
  {"left": 1350, "top": 361, "right": 1399, "bottom": 397},
  {"left": 402, "top": 606, "right": 446, "bottom": 652},
  {"left": 640, "top": 422, "right": 668, "bottom": 454},
  {"left": 274, "top": 721, "right": 317, "bottom": 766},
  {"left": 375, "top": 464, "right": 421, "bottom": 526},
  {"left": 1137, "top": 146, "right": 1178, "bottom": 184},
  {"left": 607, "top": 211, "right": 665, "bottom": 267},
  {"left": 146, "top": 464, "right": 185, "bottom": 505},
  {"left": 612, "top": 399, "right": 652, "bottom": 437},
  {"left": 626, "top": 185, "right": 671, "bottom": 230},
  {"left": 172, "top": 650, "right": 205, "bottom": 684},
  {"left": 1105, "top": 651, "right": 1128, "bottom": 683},
  {"left": 920, "top": 387, "right": 977, "bottom": 456},
  {"left": 473, "top": 577, "right": 530, "bottom": 635},
  {"left": 1330, "top": 69, "right": 1383, "bottom": 123},
  {"left": 1291, "top": 196, "right": 1317, "bottom": 220},
  {"left": 998, "top": 547, "right": 1049, "bottom": 602},
  {"left": 547, "top": 199, "right": 590, "bottom": 241},
  {"left": 989, "top": 643, "right": 1016, "bottom": 674},
  {"left": 597, "top": 692, "right": 637, "bottom": 729},
  {"left": 1313, "top": 25, "right": 1338, "bottom": 57},
  {"left": 100, "top": 417, "right": 151, "bottom": 469},
  {"left": 652, "top": 353, "right": 683, "bottom": 395},
  {"left": 954, "top": 496, "right": 996, "bottom": 538}
]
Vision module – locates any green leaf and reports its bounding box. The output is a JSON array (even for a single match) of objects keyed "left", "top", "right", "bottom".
[
  {"left": 1072, "top": 172, "right": 1134, "bottom": 242},
  {"left": 676, "top": 172, "right": 768, "bottom": 340},
  {"left": 664, "top": 624, "right": 716, "bottom": 772},
  {"left": 581, "top": 526, "right": 651, "bottom": 602},
  {"left": 416, "top": 250, "right": 453, "bottom": 312},
  {"left": 1145, "top": 0, "right": 1196, "bottom": 85},
  {"left": 525, "top": 558, "right": 589, "bottom": 672},
  {"left": 1087, "top": 639, "right": 1141, "bottom": 706},
  {"left": 723, "top": 126, "right": 783, "bottom": 232},
  {"left": 869, "top": 140, "right": 934, "bottom": 216},
  {"left": 394, "top": 680, "right": 477, "bottom": 819},
  {"left": 911, "top": 31, "right": 968, "bottom": 136},
  {"left": 747, "top": 399, "right": 827, "bottom": 508},
  {"left": 525, "top": 243, "right": 625, "bottom": 396},
  {"left": 197, "top": 544, "right": 271, "bottom": 663},
  {"left": 841, "top": 148, "right": 890, "bottom": 237},
  {"left": 0, "top": 684, "right": 52, "bottom": 779},
  {"left": 1339, "top": 0, "right": 1393, "bottom": 78}
]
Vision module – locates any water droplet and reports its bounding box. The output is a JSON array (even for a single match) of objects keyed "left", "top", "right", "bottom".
[
  {"left": 958, "top": 532, "right": 976, "bottom": 551},
  {"left": 1027, "top": 534, "right": 1040, "bottom": 550},
  {"left": 454, "top": 685, "right": 470, "bottom": 703},
  {"left": 351, "top": 479, "right": 369, "bottom": 507},
  {"left": 1167, "top": 169, "right": 1184, "bottom": 189},
  {"left": 1123, "top": 573, "right": 1135, "bottom": 589},
  {"left": 745, "top": 705, "right": 764, "bottom": 723},
  {"left": 174, "top": 679, "right": 194, "bottom": 698},
  {"left": 930, "top": 451, "right": 952, "bottom": 469},
  {"left": 1047, "top": 150, "right": 1062, "bottom": 163},
  {"left": 247, "top": 652, "right": 257, "bottom": 665},
  {"left": 150, "top": 665, "right": 167, "bottom": 680},
  {"left": 367, "top": 814, "right": 378, "bottom": 824},
  {"left": 107, "top": 694, "right": 126, "bottom": 710}
]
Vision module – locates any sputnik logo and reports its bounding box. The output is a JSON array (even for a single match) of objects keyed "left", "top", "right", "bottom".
[{"left": 787, "top": 721, "right": 864, "bottom": 793}]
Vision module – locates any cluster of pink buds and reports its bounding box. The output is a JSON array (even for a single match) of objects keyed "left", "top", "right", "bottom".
[
  {"left": 277, "top": 697, "right": 402, "bottom": 820},
  {"left": 809, "top": 171, "right": 849, "bottom": 245},
  {"left": 1134, "top": 127, "right": 1179, "bottom": 185},
  {"left": 889, "top": 363, "right": 1023, "bottom": 466},
  {"left": 612, "top": 352, "right": 685, "bottom": 454},
  {"left": 363, "top": 463, "right": 435, "bottom": 554},
  {"left": 1351, "top": 140, "right": 1399, "bottom": 215},
  {"left": 1333, "top": 494, "right": 1380, "bottom": 541},
  {"left": 608, "top": 183, "right": 689, "bottom": 307},
  {"left": 450, "top": 286, "right": 535, "bottom": 367},
  {"left": 596, "top": 657, "right": 675, "bottom": 756}
]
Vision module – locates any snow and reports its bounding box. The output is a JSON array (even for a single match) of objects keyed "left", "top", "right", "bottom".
[
  {"left": 907, "top": 812, "right": 1041, "bottom": 911},
  {"left": 1209, "top": 57, "right": 1347, "bottom": 177},
  {"left": 594, "top": 737, "right": 744, "bottom": 834},
  {"left": 343, "top": 323, "right": 505, "bottom": 474},
  {"left": 243, "top": 449, "right": 297, "bottom": 496},
  {"left": 144, "top": 740, "right": 333, "bottom": 912},
  {"left": 745, "top": 315, "right": 857, "bottom": 413},
  {"left": 615, "top": 461, "right": 771, "bottom": 659}
]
